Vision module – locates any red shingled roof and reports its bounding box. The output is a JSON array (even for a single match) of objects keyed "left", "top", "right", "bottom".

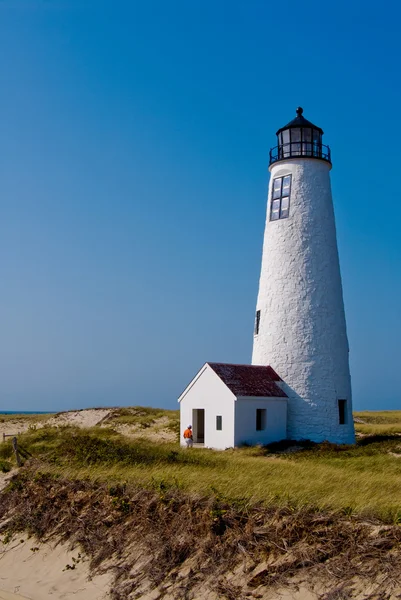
[{"left": 207, "top": 363, "right": 287, "bottom": 398}]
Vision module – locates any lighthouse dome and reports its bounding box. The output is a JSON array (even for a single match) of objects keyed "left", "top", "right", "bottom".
[{"left": 270, "top": 107, "right": 331, "bottom": 166}]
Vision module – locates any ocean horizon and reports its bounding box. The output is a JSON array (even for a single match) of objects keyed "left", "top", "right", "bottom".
[{"left": 0, "top": 411, "right": 50, "bottom": 415}]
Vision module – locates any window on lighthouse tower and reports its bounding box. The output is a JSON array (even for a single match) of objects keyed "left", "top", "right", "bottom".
[{"left": 270, "top": 175, "right": 291, "bottom": 221}]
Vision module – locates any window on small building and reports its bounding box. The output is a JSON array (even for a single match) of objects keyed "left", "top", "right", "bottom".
[
  {"left": 216, "top": 415, "right": 222, "bottom": 431},
  {"left": 256, "top": 408, "right": 266, "bottom": 431},
  {"left": 255, "top": 310, "right": 261, "bottom": 335},
  {"left": 270, "top": 175, "right": 291, "bottom": 221},
  {"left": 338, "top": 400, "right": 347, "bottom": 425}
]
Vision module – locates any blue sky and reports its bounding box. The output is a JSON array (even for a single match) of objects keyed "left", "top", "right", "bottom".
[{"left": 0, "top": 0, "right": 400, "bottom": 412}]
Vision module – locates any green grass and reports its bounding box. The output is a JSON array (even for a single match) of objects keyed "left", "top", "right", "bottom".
[
  {"left": 354, "top": 410, "right": 401, "bottom": 436},
  {"left": 0, "top": 413, "right": 53, "bottom": 424},
  {"left": 101, "top": 406, "right": 179, "bottom": 432},
  {"left": 354, "top": 411, "right": 401, "bottom": 424},
  {"left": 0, "top": 459, "right": 11, "bottom": 473},
  {"left": 3, "top": 416, "right": 401, "bottom": 522}
]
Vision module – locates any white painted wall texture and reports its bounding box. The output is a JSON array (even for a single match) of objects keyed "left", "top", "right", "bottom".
[
  {"left": 252, "top": 158, "right": 355, "bottom": 444},
  {"left": 179, "top": 365, "right": 235, "bottom": 450}
]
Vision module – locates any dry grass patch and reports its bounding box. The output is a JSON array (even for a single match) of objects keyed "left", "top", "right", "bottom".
[{"left": 2, "top": 470, "right": 401, "bottom": 600}]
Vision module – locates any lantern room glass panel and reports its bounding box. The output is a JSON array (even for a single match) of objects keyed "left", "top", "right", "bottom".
[
  {"left": 313, "top": 129, "right": 321, "bottom": 157},
  {"left": 302, "top": 128, "right": 312, "bottom": 156},
  {"left": 282, "top": 129, "right": 290, "bottom": 157},
  {"left": 291, "top": 128, "right": 301, "bottom": 156}
]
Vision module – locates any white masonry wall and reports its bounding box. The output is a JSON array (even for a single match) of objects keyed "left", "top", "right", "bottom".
[
  {"left": 234, "top": 397, "right": 287, "bottom": 446},
  {"left": 179, "top": 364, "right": 235, "bottom": 450},
  {"left": 252, "top": 158, "right": 355, "bottom": 444}
]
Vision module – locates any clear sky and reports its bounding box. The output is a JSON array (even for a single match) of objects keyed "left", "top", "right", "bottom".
[{"left": 0, "top": 0, "right": 400, "bottom": 412}]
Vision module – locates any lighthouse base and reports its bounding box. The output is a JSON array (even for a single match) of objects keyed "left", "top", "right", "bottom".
[{"left": 280, "top": 385, "right": 356, "bottom": 445}]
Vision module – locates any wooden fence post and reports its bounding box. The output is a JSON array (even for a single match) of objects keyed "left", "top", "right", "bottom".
[{"left": 12, "top": 436, "right": 22, "bottom": 467}]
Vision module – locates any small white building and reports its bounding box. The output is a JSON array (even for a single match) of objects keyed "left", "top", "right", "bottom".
[{"left": 178, "top": 363, "right": 287, "bottom": 450}]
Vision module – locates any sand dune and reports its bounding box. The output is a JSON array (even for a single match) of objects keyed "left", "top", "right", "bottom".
[
  {"left": 0, "top": 537, "right": 111, "bottom": 600},
  {"left": 0, "top": 469, "right": 112, "bottom": 600},
  {"left": 0, "top": 409, "right": 112, "bottom": 440},
  {"left": 45, "top": 409, "right": 111, "bottom": 429},
  {"left": 0, "top": 408, "right": 177, "bottom": 443}
]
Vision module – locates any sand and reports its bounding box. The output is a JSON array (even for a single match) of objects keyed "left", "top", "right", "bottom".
[
  {"left": 45, "top": 409, "right": 111, "bottom": 429},
  {"left": 0, "top": 409, "right": 177, "bottom": 444},
  {"left": 0, "top": 536, "right": 111, "bottom": 600},
  {"left": 0, "top": 409, "right": 112, "bottom": 441},
  {"left": 0, "top": 471, "right": 15, "bottom": 494},
  {"left": 0, "top": 591, "right": 29, "bottom": 599},
  {"left": 1, "top": 449, "right": 112, "bottom": 600}
]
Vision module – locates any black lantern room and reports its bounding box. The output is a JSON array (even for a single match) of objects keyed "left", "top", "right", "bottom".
[{"left": 269, "top": 107, "right": 331, "bottom": 166}]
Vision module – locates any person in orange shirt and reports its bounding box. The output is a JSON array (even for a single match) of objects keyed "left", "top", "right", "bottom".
[{"left": 183, "top": 425, "right": 193, "bottom": 448}]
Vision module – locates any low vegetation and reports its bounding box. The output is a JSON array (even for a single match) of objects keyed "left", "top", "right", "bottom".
[
  {"left": 99, "top": 406, "right": 180, "bottom": 437},
  {"left": 0, "top": 459, "right": 11, "bottom": 473},
  {"left": 354, "top": 410, "right": 401, "bottom": 436},
  {"left": 2, "top": 469, "right": 401, "bottom": 599},
  {"left": 1, "top": 409, "right": 401, "bottom": 597},
  {"left": 0, "top": 412, "right": 53, "bottom": 424},
  {"left": 0, "top": 410, "right": 400, "bottom": 522}
]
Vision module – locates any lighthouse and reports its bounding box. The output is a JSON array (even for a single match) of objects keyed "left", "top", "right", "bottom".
[
  {"left": 252, "top": 108, "right": 355, "bottom": 444},
  {"left": 178, "top": 107, "right": 355, "bottom": 448}
]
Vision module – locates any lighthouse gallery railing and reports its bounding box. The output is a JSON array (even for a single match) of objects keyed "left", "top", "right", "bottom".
[{"left": 269, "top": 142, "right": 331, "bottom": 166}]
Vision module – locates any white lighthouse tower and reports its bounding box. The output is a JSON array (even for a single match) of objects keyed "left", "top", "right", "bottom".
[{"left": 252, "top": 108, "right": 355, "bottom": 444}]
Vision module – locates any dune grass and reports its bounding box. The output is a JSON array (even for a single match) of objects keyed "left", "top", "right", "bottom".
[
  {"left": 2, "top": 415, "right": 401, "bottom": 522},
  {"left": 0, "top": 459, "right": 11, "bottom": 473},
  {"left": 354, "top": 410, "right": 401, "bottom": 436},
  {"left": 355, "top": 423, "right": 401, "bottom": 435},
  {"left": 4, "top": 470, "right": 401, "bottom": 600},
  {"left": 100, "top": 406, "right": 180, "bottom": 435},
  {"left": 0, "top": 413, "right": 53, "bottom": 424},
  {"left": 3, "top": 409, "right": 401, "bottom": 598},
  {"left": 355, "top": 411, "right": 401, "bottom": 424}
]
